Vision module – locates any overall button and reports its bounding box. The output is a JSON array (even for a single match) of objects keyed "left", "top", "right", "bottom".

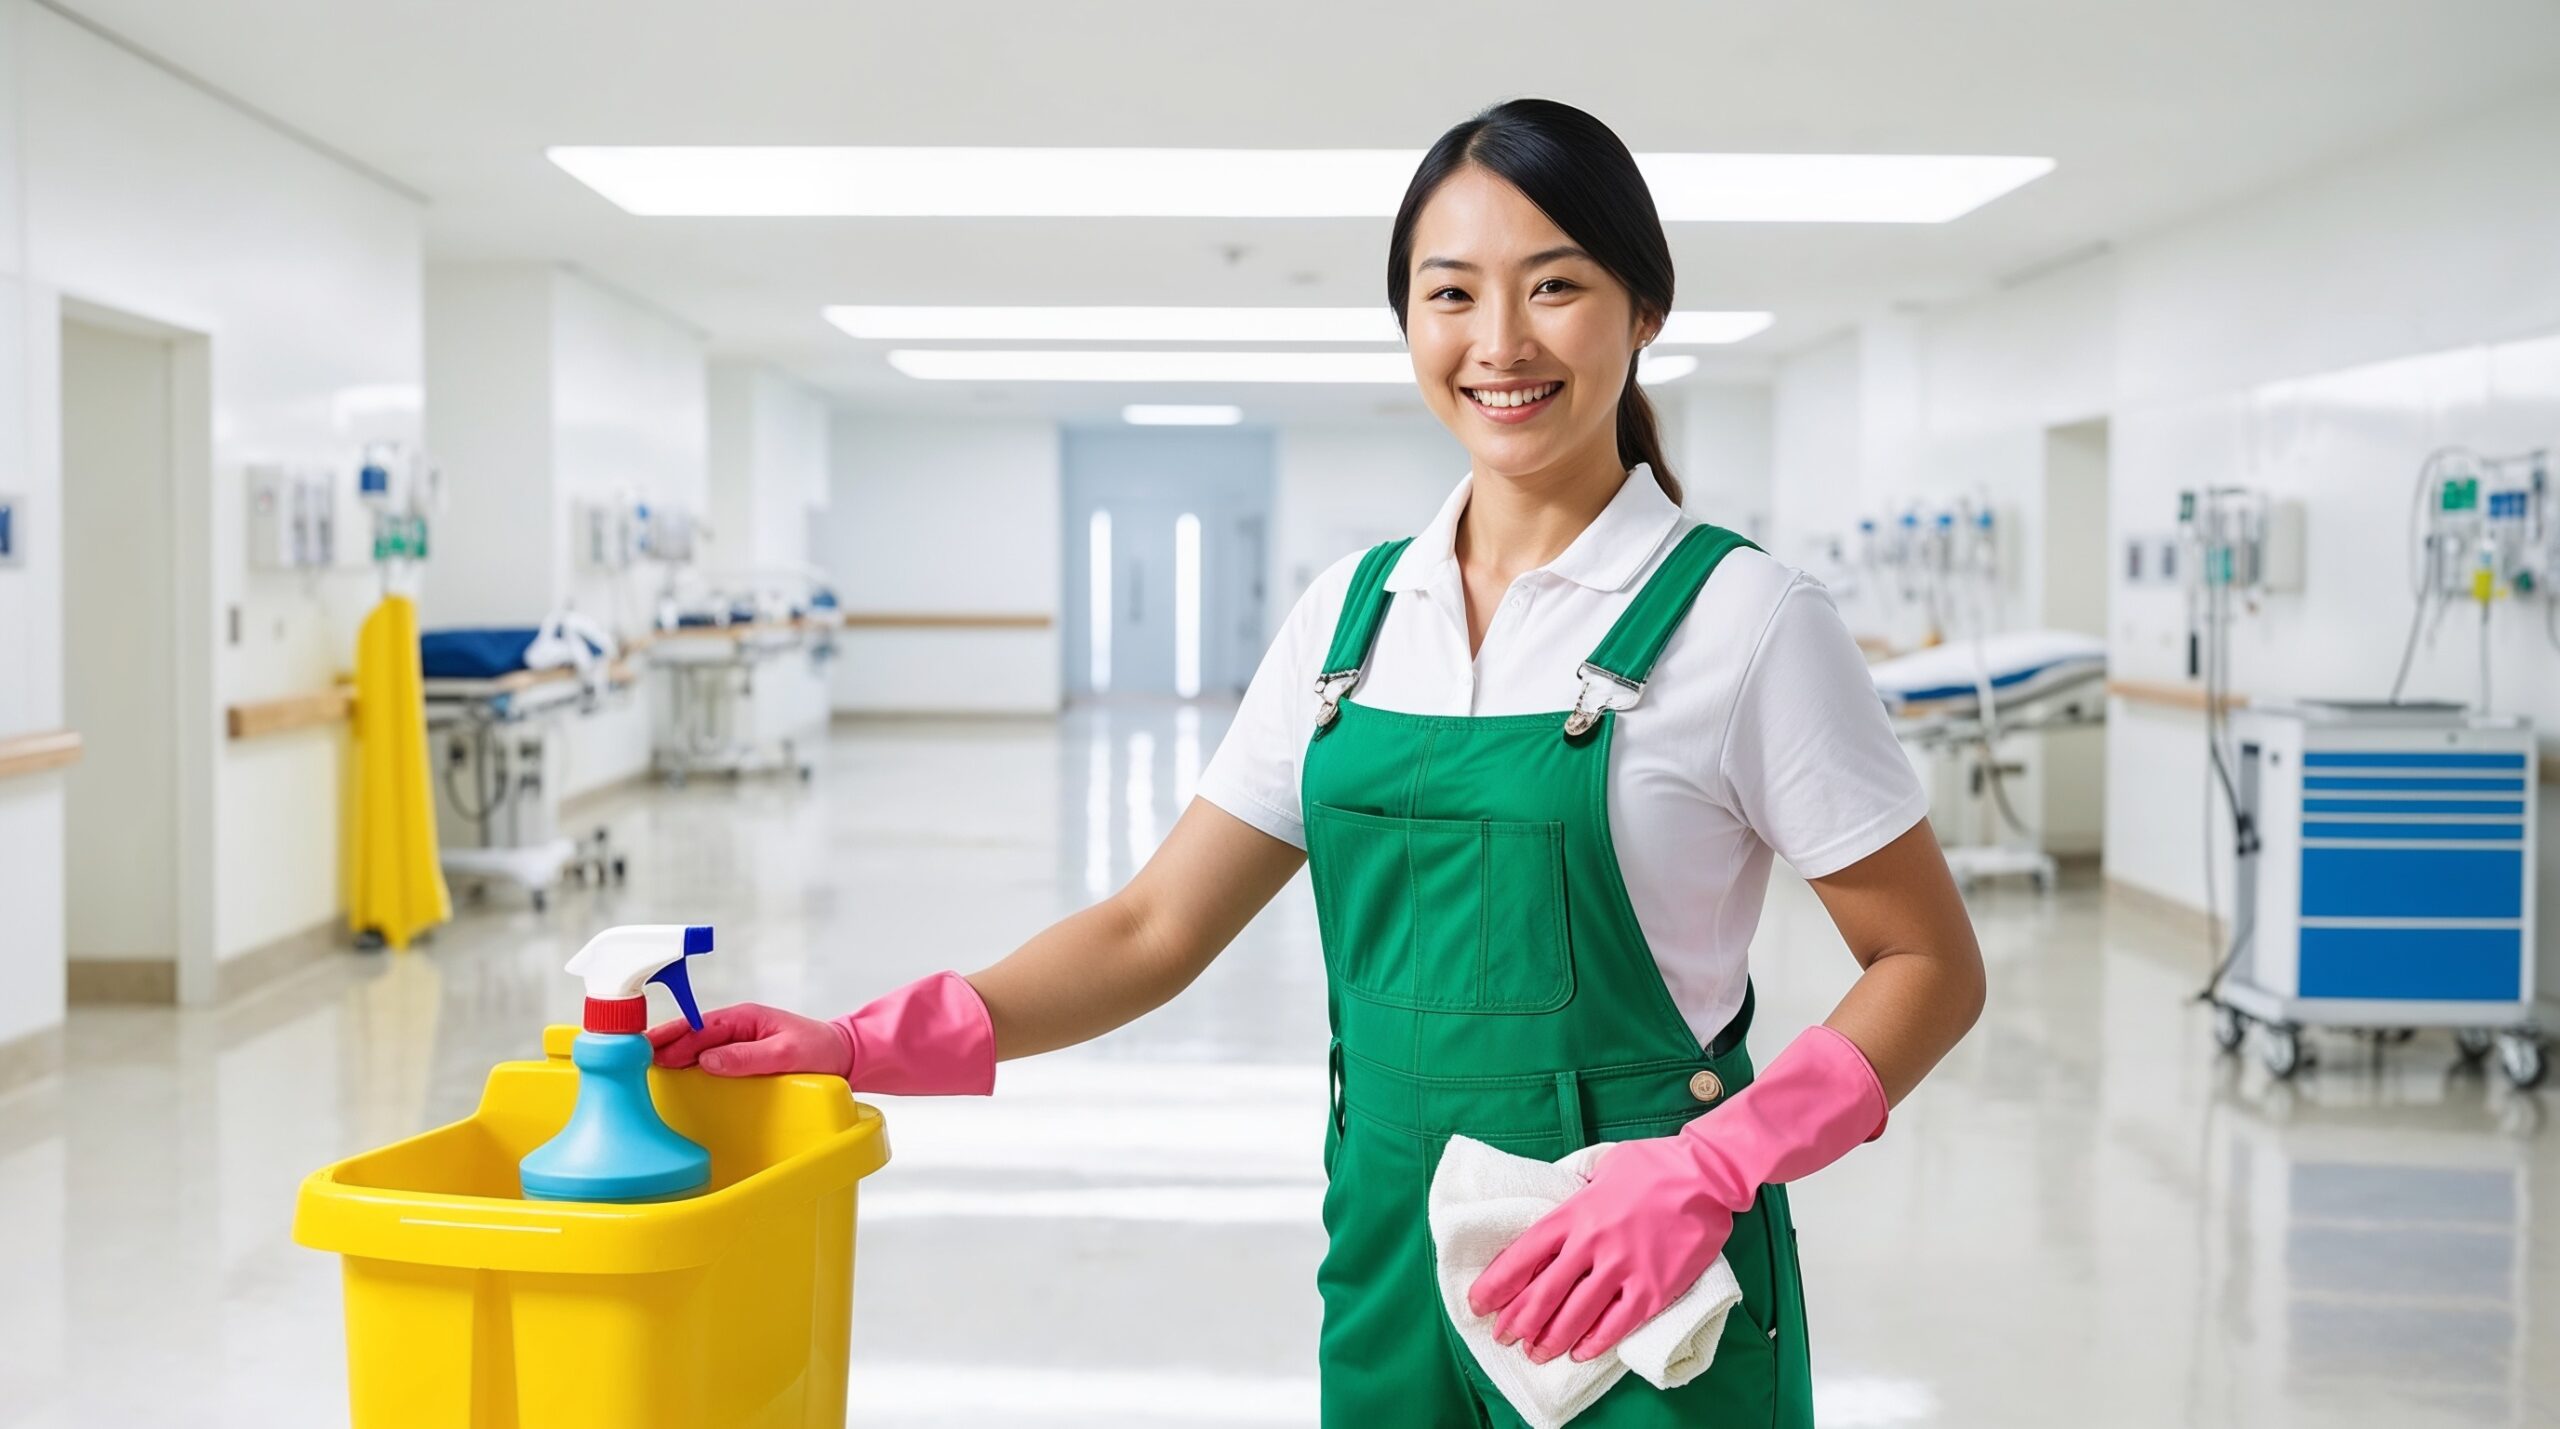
[{"left": 1687, "top": 1070, "right": 1724, "bottom": 1104}]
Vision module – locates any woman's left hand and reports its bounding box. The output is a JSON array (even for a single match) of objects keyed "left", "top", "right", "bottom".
[
  {"left": 1469, "top": 1024, "right": 1894, "bottom": 1364},
  {"left": 1467, "top": 1133, "right": 1741, "bottom": 1364}
]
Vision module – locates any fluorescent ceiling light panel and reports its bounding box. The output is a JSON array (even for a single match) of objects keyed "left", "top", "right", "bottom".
[
  {"left": 553, "top": 148, "right": 2051, "bottom": 223},
  {"left": 1657, "top": 312, "right": 1773, "bottom": 345},
  {"left": 892, "top": 350, "right": 1408, "bottom": 383},
  {"left": 835, "top": 306, "right": 1399, "bottom": 343},
  {"left": 828, "top": 306, "right": 1773, "bottom": 345},
  {"left": 889, "top": 350, "right": 1697, "bottom": 385},
  {"left": 1124, "top": 404, "right": 1243, "bottom": 426}
]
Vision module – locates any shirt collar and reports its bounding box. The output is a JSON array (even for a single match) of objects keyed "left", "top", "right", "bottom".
[{"left": 1384, "top": 464, "right": 1682, "bottom": 594}]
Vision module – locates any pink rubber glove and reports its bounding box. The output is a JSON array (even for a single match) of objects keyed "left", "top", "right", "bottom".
[
  {"left": 648, "top": 971, "right": 997, "bottom": 1095},
  {"left": 1467, "top": 1025, "right": 1888, "bottom": 1365}
]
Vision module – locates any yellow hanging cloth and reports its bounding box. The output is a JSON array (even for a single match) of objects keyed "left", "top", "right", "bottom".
[{"left": 347, "top": 593, "right": 451, "bottom": 950}]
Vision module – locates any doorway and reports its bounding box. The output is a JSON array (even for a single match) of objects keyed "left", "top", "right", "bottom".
[
  {"left": 60, "top": 308, "right": 210, "bottom": 1002},
  {"left": 1062, "top": 428, "right": 1274, "bottom": 701},
  {"left": 2035, "top": 417, "right": 2110, "bottom": 856}
]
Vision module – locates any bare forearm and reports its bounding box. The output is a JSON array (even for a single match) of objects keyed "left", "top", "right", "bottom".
[
  {"left": 1806, "top": 819, "right": 1987, "bottom": 1105},
  {"left": 964, "top": 894, "right": 1203, "bottom": 1061},
  {"left": 1823, "top": 943, "right": 1984, "bottom": 1104}
]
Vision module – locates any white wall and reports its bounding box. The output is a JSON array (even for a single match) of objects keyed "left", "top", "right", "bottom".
[
  {"left": 1271, "top": 416, "right": 1462, "bottom": 626},
  {"left": 1769, "top": 334, "right": 1865, "bottom": 574},
  {"left": 553, "top": 270, "right": 707, "bottom": 634},
  {"left": 425, "top": 263, "right": 710, "bottom": 796},
  {"left": 822, "top": 411, "right": 1062, "bottom": 714},
  {"left": 14, "top": 0, "right": 425, "bottom": 982},
  {"left": 1765, "top": 85, "right": 2560, "bottom": 971},
  {"left": 0, "top": 0, "right": 65, "bottom": 1051},
  {"left": 708, "top": 361, "right": 829, "bottom": 576},
  {"left": 1670, "top": 385, "right": 1775, "bottom": 542},
  {"left": 421, "top": 264, "right": 553, "bottom": 628}
]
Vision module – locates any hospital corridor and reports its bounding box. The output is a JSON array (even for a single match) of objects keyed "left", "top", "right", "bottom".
[{"left": 1, "top": 4, "right": 2558, "bottom": 1427}]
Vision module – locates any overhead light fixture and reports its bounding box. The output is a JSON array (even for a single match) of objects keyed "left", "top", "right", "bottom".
[
  {"left": 1656, "top": 312, "right": 1773, "bottom": 345},
  {"left": 892, "top": 350, "right": 1408, "bottom": 383},
  {"left": 553, "top": 147, "right": 2051, "bottom": 223},
  {"left": 836, "top": 306, "right": 1395, "bottom": 343},
  {"left": 827, "top": 306, "right": 1772, "bottom": 345},
  {"left": 888, "top": 350, "right": 1698, "bottom": 385},
  {"left": 1124, "top": 404, "right": 1244, "bottom": 426}
]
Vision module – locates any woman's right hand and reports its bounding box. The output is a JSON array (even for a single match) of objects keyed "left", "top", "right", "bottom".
[{"left": 648, "top": 1003, "right": 855, "bottom": 1079}]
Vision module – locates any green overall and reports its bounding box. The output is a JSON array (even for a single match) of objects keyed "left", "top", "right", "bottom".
[{"left": 1304, "top": 525, "right": 1815, "bottom": 1428}]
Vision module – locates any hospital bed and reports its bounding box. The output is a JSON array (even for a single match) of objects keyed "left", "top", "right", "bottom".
[
  {"left": 1871, "top": 630, "right": 2108, "bottom": 892},
  {"left": 422, "top": 619, "right": 629, "bottom": 911},
  {"left": 645, "top": 572, "right": 839, "bottom": 787}
]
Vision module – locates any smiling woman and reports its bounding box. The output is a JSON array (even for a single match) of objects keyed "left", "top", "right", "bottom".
[
  {"left": 656, "top": 94, "right": 1980, "bottom": 1429},
  {"left": 1388, "top": 98, "right": 1684, "bottom": 505}
]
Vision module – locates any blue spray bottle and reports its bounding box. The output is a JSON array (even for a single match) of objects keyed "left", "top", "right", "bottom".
[{"left": 520, "top": 924, "right": 715, "bottom": 1202}]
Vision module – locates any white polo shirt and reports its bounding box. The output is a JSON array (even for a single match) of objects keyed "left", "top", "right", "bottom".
[{"left": 1197, "top": 466, "right": 1929, "bottom": 1045}]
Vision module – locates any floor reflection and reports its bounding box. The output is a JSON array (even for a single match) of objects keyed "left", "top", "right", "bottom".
[{"left": 0, "top": 700, "right": 2547, "bottom": 1427}]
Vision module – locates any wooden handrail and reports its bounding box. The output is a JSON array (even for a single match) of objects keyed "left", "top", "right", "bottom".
[
  {"left": 834, "top": 612, "right": 1054, "bottom": 630},
  {"left": 0, "top": 729, "right": 82, "bottom": 780},
  {"left": 2106, "top": 679, "right": 2247, "bottom": 714},
  {"left": 227, "top": 687, "right": 354, "bottom": 740}
]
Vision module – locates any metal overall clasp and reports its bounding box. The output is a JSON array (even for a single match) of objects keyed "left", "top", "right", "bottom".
[
  {"left": 1564, "top": 662, "right": 1645, "bottom": 739},
  {"left": 1312, "top": 668, "right": 1362, "bottom": 730}
]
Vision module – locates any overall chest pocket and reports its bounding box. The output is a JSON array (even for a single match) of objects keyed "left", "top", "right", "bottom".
[{"left": 1305, "top": 802, "right": 1574, "bottom": 1014}]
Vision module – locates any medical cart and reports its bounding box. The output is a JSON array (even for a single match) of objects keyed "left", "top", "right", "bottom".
[
  {"left": 426, "top": 666, "right": 629, "bottom": 912},
  {"left": 2214, "top": 700, "right": 2547, "bottom": 1087}
]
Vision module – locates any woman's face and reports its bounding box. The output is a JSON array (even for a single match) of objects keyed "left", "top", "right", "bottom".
[{"left": 1404, "top": 164, "right": 1657, "bottom": 484}]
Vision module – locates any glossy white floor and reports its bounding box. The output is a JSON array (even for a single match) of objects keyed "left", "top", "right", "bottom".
[{"left": 1, "top": 703, "right": 2553, "bottom": 1428}]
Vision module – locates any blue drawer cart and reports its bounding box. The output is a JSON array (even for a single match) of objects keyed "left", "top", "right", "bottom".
[{"left": 2217, "top": 702, "right": 2547, "bottom": 1087}]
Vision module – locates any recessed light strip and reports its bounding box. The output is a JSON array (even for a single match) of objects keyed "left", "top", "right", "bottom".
[
  {"left": 552, "top": 147, "right": 2052, "bottom": 223},
  {"left": 889, "top": 350, "right": 1699, "bottom": 385},
  {"left": 828, "top": 306, "right": 1772, "bottom": 345}
]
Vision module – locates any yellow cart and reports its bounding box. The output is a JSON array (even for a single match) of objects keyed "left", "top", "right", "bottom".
[{"left": 295, "top": 1025, "right": 890, "bottom": 1428}]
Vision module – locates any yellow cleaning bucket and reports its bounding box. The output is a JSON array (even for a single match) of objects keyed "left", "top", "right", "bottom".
[{"left": 294, "top": 1026, "right": 890, "bottom": 1428}]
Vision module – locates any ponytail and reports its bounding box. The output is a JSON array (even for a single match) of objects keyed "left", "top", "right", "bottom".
[{"left": 1616, "top": 364, "right": 1682, "bottom": 507}]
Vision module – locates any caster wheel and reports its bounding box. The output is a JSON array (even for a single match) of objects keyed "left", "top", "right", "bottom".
[
  {"left": 798, "top": 764, "right": 815, "bottom": 783},
  {"left": 569, "top": 865, "right": 588, "bottom": 885},
  {"left": 2455, "top": 1028, "right": 2495, "bottom": 1063},
  {"left": 2213, "top": 1004, "right": 2248, "bottom": 1054},
  {"left": 353, "top": 930, "right": 387, "bottom": 953},
  {"left": 531, "top": 889, "right": 550, "bottom": 914},
  {"left": 2261, "top": 1025, "right": 2306, "bottom": 1080},
  {"left": 2498, "top": 1034, "right": 2548, "bottom": 1090},
  {"left": 467, "top": 882, "right": 488, "bottom": 905},
  {"left": 611, "top": 857, "right": 628, "bottom": 883}
]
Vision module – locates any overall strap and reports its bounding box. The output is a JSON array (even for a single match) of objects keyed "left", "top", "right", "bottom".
[
  {"left": 1313, "top": 538, "right": 1413, "bottom": 731},
  {"left": 1565, "top": 523, "right": 1758, "bottom": 737}
]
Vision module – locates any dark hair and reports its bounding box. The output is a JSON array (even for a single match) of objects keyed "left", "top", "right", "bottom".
[{"left": 1387, "top": 98, "right": 1681, "bottom": 505}]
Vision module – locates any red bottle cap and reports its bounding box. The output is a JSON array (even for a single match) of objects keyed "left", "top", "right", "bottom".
[{"left": 585, "top": 996, "right": 647, "bottom": 1034}]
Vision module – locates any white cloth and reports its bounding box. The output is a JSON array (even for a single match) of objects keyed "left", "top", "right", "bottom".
[
  {"left": 1429, "top": 1135, "right": 1745, "bottom": 1429},
  {"left": 1197, "top": 467, "right": 1930, "bottom": 1045}
]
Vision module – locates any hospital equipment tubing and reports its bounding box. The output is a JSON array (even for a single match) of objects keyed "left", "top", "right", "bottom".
[{"left": 422, "top": 624, "right": 631, "bottom": 913}]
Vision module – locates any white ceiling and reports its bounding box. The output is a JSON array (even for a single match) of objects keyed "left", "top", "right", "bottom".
[{"left": 52, "top": 0, "right": 2560, "bottom": 420}]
